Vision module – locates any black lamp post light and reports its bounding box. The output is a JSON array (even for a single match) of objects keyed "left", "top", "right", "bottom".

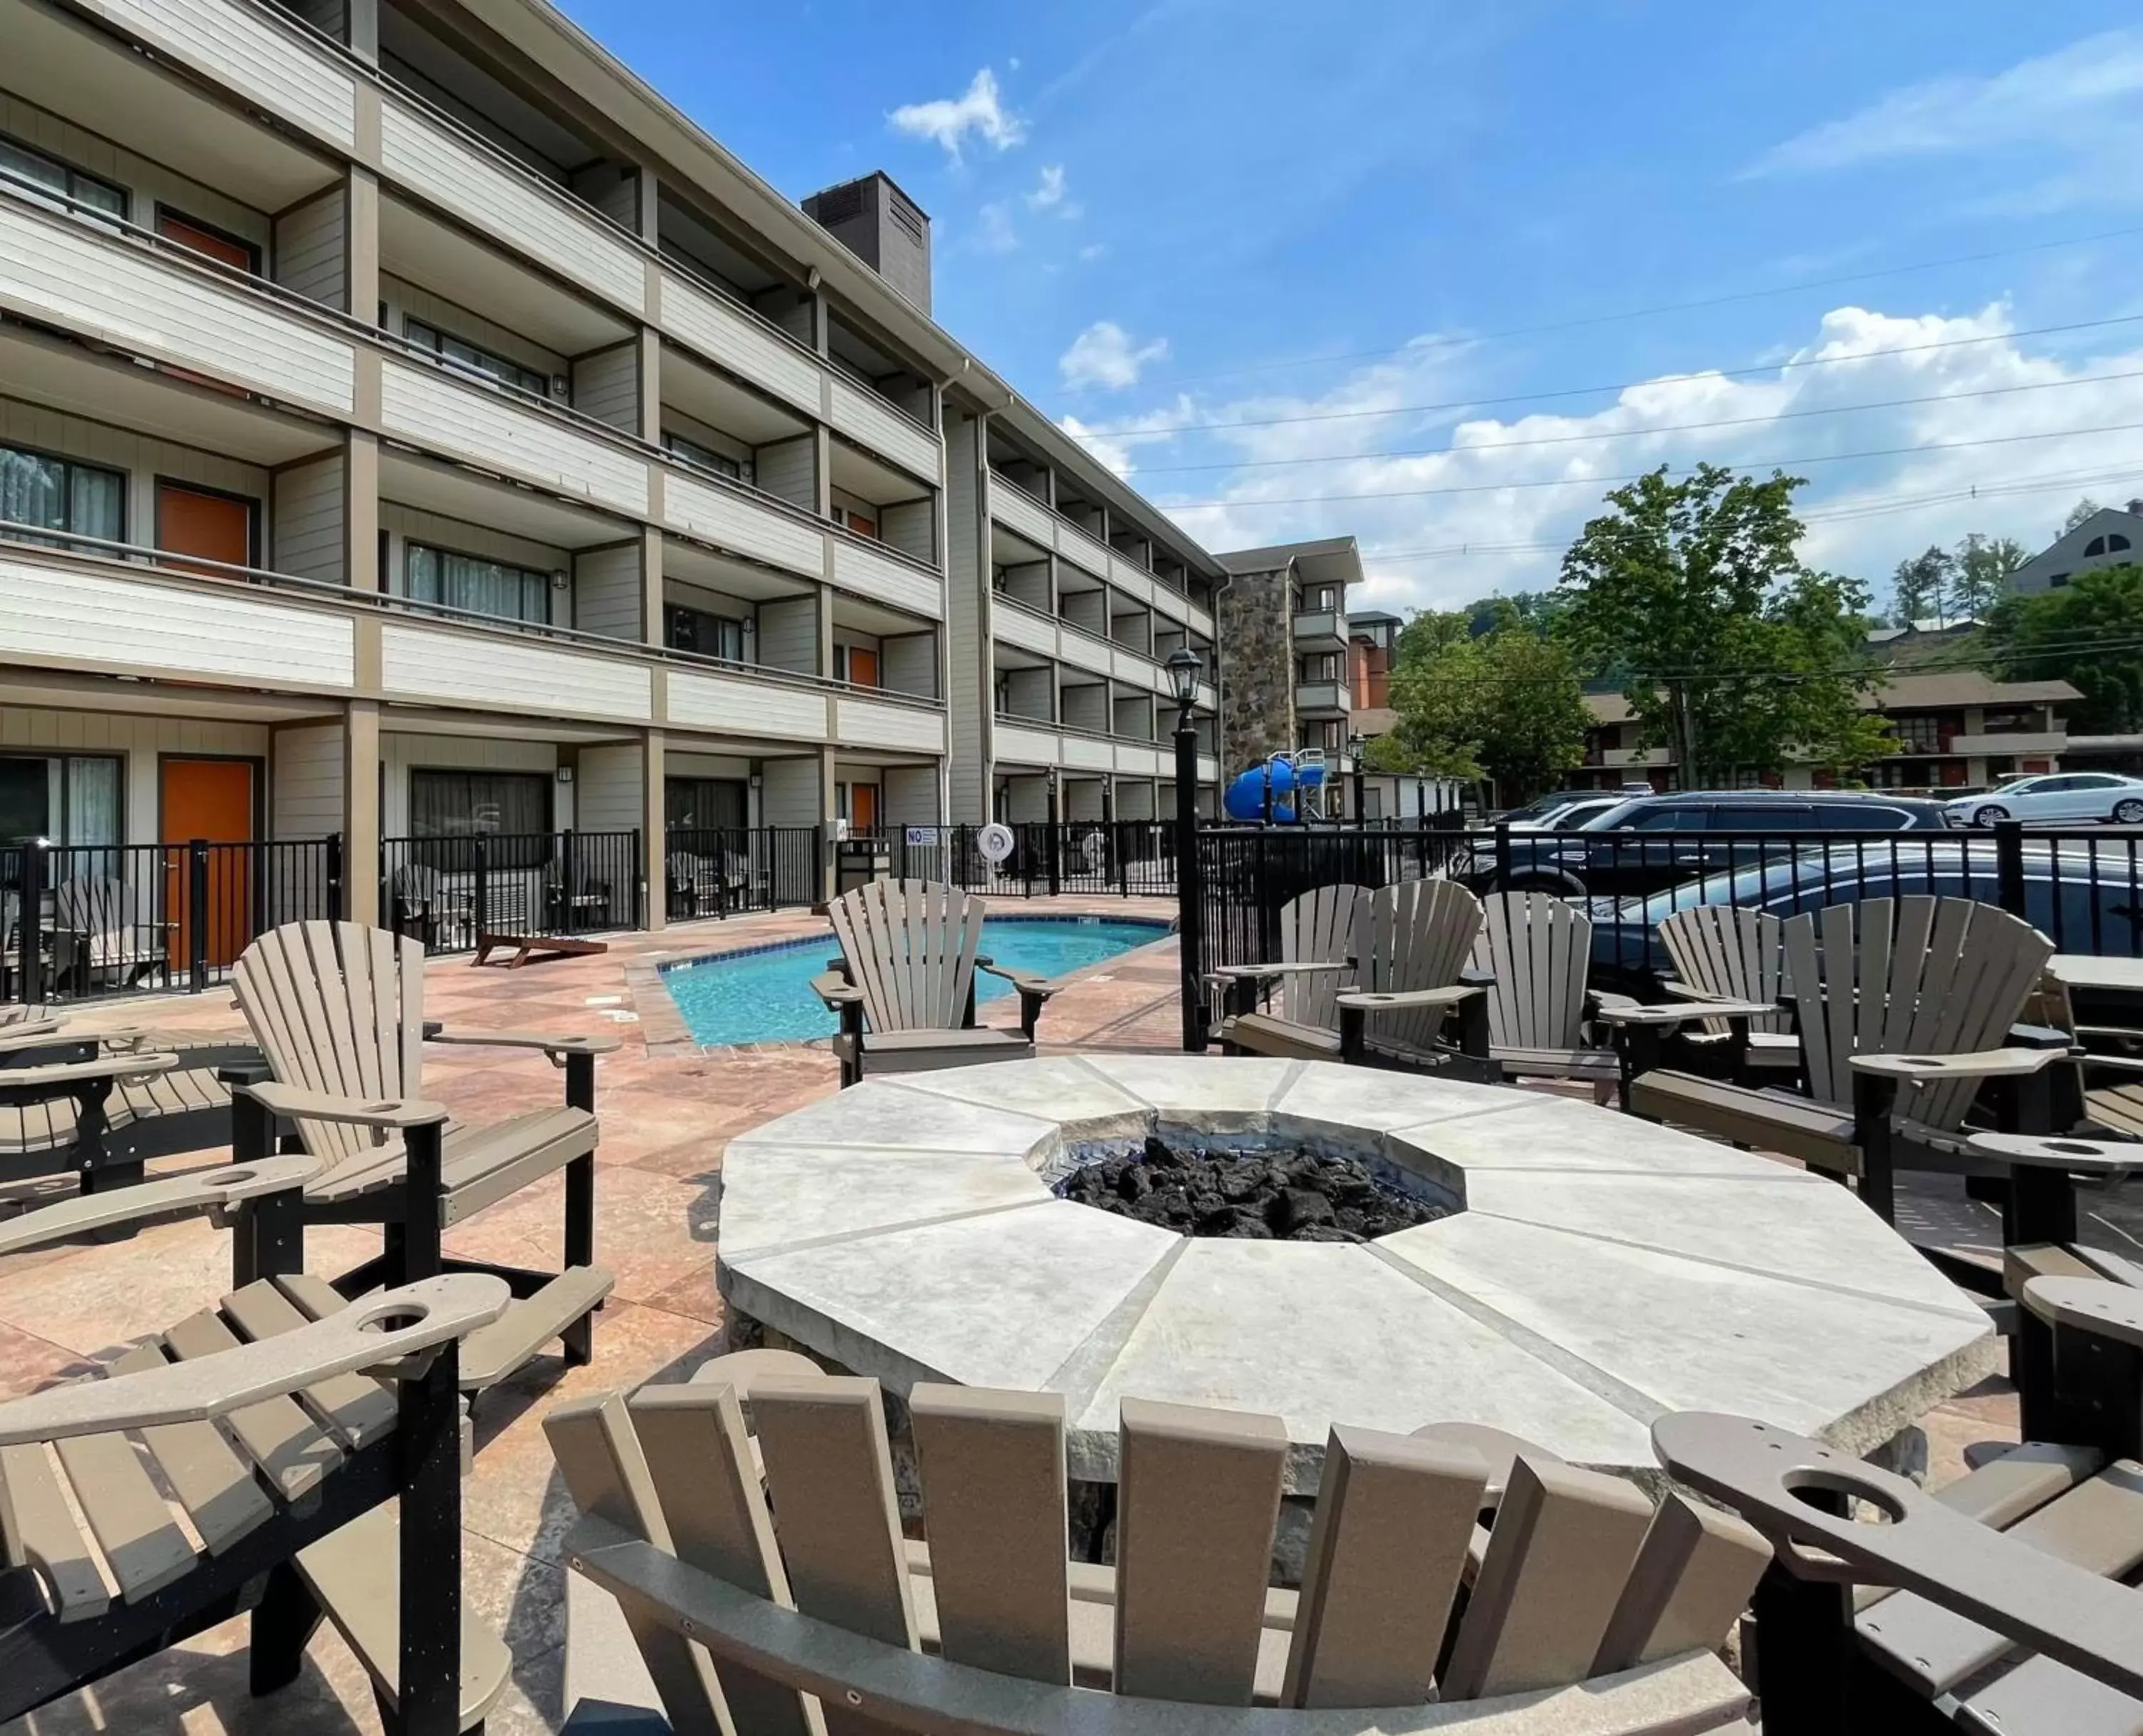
[
  {"left": 1166, "top": 647, "right": 1206, "bottom": 1050},
  {"left": 1349, "top": 729, "right": 1367, "bottom": 824}
]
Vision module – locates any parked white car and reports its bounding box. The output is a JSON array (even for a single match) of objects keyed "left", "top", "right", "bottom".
[{"left": 1944, "top": 772, "right": 2143, "bottom": 828}]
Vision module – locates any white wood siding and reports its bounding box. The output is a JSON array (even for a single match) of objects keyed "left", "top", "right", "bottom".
[
  {"left": 0, "top": 204, "right": 355, "bottom": 416},
  {"left": 831, "top": 539, "right": 941, "bottom": 620},
  {"left": 1110, "top": 557, "right": 1155, "bottom": 602},
  {"left": 881, "top": 632, "right": 937, "bottom": 699},
  {"left": 1112, "top": 648, "right": 1152, "bottom": 683},
  {"left": 667, "top": 669, "right": 826, "bottom": 740},
  {"left": 989, "top": 479, "right": 1055, "bottom": 548},
  {"left": 664, "top": 470, "right": 824, "bottom": 577},
  {"left": 754, "top": 435, "right": 816, "bottom": 510},
  {"left": 273, "top": 189, "right": 345, "bottom": 311},
  {"left": 380, "top": 360, "right": 649, "bottom": 517},
  {"left": 379, "top": 101, "right": 644, "bottom": 312},
  {"left": 75, "top": 0, "right": 357, "bottom": 149},
  {"left": 659, "top": 270, "right": 821, "bottom": 415},
  {"left": 879, "top": 498, "right": 936, "bottom": 566},
  {"left": 0, "top": 554, "right": 354, "bottom": 686},
  {"left": 1055, "top": 521, "right": 1111, "bottom": 579},
  {"left": 271, "top": 722, "right": 344, "bottom": 839},
  {"left": 834, "top": 699, "right": 944, "bottom": 755},
  {"left": 756, "top": 594, "right": 819, "bottom": 677},
  {"left": 881, "top": 764, "right": 939, "bottom": 824},
  {"left": 573, "top": 344, "right": 641, "bottom": 435},
  {"left": 1115, "top": 744, "right": 1166, "bottom": 777},
  {"left": 946, "top": 413, "right": 989, "bottom": 821},
  {"left": 994, "top": 724, "right": 1061, "bottom": 768},
  {"left": 273, "top": 454, "right": 344, "bottom": 586},
  {"left": 829, "top": 381, "right": 941, "bottom": 483},
  {"left": 574, "top": 542, "right": 643, "bottom": 640},
  {"left": 759, "top": 755, "right": 822, "bottom": 827},
  {"left": 1063, "top": 735, "right": 1114, "bottom": 772},
  {"left": 1058, "top": 626, "right": 1114, "bottom": 679},
  {"left": 992, "top": 602, "right": 1056, "bottom": 659},
  {"left": 380, "top": 624, "right": 651, "bottom": 721},
  {"left": 575, "top": 743, "right": 643, "bottom": 832}
]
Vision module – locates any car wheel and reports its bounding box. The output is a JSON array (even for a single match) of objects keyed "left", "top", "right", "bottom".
[
  {"left": 2116, "top": 799, "right": 2143, "bottom": 825},
  {"left": 1973, "top": 804, "right": 2009, "bottom": 827}
]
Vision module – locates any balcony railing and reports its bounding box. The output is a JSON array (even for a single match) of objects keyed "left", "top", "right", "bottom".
[{"left": 986, "top": 476, "right": 1213, "bottom": 634}]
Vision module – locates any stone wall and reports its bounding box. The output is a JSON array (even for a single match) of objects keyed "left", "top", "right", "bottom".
[{"left": 1217, "top": 564, "right": 1297, "bottom": 775}]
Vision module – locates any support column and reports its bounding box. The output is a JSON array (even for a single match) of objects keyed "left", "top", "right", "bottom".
[
  {"left": 344, "top": 429, "right": 380, "bottom": 592},
  {"left": 818, "top": 747, "right": 839, "bottom": 904},
  {"left": 817, "top": 584, "right": 836, "bottom": 679},
  {"left": 642, "top": 728, "right": 666, "bottom": 932},
  {"left": 346, "top": 166, "right": 380, "bottom": 324},
  {"left": 638, "top": 527, "right": 664, "bottom": 647},
  {"left": 344, "top": 698, "right": 381, "bottom": 924},
  {"left": 346, "top": 0, "right": 379, "bottom": 60}
]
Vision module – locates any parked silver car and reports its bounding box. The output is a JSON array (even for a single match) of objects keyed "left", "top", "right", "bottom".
[{"left": 1944, "top": 772, "right": 2143, "bottom": 829}]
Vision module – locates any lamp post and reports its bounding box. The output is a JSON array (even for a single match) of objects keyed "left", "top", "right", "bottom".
[
  {"left": 1348, "top": 730, "right": 1367, "bottom": 827},
  {"left": 1167, "top": 647, "right": 1205, "bottom": 1052}
]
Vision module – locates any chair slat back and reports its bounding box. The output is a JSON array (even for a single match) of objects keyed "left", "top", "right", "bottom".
[
  {"left": 827, "top": 879, "right": 985, "bottom": 1034},
  {"left": 909, "top": 1384, "right": 1072, "bottom": 1684},
  {"left": 53, "top": 877, "right": 125, "bottom": 940},
  {"left": 544, "top": 1392, "right": 731, "bottom": 1736},
  {"left": 1114, "top": 1396, "right": 1287, "bottom": 1706},
  {"left": 234, "top": 922, "right": 426, "bottom": 1175},
  {"left": 1592, "top": 1495, "right": 1770, "bottom": 1674},
  {"left": 625, "top": 1383, "right": 814, "bottom": 1736},
  {"left": 1788, "top": 897, "right": 2052, "bottom": 1126},
  {"left": 1474, "top": 891, "right": 1592, "bottom": 1051},
  {"left": 1275, "top": 883, "right": 1366, "bottom": 1029},
  {"left": 1439, "top": 1455, "right": 1656, "bottom": 1700},
  {"left": 1283, "top": 1425, "right": 1487, "bottom": 1709},
  {"left": 1359, "top": 880, "right": 1487, "bottom": 1055},
  {"left": 1659, "top": 907, "right": 1792, "bottom": 1035}
]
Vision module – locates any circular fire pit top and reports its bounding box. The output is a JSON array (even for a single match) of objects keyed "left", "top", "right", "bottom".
[{"left": 715, "top": 1057, "right": 1995, "bottom": 1487}]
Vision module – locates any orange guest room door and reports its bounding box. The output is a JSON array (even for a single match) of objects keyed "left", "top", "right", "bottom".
[
  {"left": 161, "top": 759, "right": 256, "bottom": 970},
  {"left": 849, "top": 783, "right": 879, "bottom": 834},
  {"left": 157, "top": 484, "right": 252, "bottom": 574}
]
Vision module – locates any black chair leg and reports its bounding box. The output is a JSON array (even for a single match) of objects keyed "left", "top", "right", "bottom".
[
  {"left": 250, "top": 1560, "right": 324, "bottom": 1697},
  {"left": 396, "top": 1339, "right": 464, "bottom": 1736}
]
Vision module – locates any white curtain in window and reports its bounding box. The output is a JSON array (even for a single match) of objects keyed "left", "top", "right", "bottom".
[
  {"left": 66, "top": 757, "right": 121, "bottom": 848},
  {"left": 407, "top": 544, "right": 548, "bottom": 624}
]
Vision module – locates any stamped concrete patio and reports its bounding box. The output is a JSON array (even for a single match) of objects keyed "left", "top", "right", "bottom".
[{"left": 0, "top": 895, "right": 2021, "bottom": 1735}]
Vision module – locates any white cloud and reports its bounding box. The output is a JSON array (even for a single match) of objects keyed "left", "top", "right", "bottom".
[
  {"left": 1025, "top": 164, "right": 1082, "bottom": 218},
  {"left": 975, "top": 201, "right": 1019, "bottom": 254},
  {"left": 1079, "top": 242, "right": 1108, "bottom": 261},
  {"left": 1059, "top": 321, "right": 1171, "bottom": 391},
  {"left": 1750, "top": 30, "right": 2143, "bottom": 204},
  {"left": 889, "top": 67, "right": 1026, "bottom": 162},
  {"left": 1057, "top": 304, "right": 2143, "bottom": 615}
]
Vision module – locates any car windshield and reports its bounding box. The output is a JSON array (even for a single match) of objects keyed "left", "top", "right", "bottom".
[
  {"left": 1574, "top": 800, "right": 1650, "bottom": 829},
  {"left": 1502, "top": 792, "right": 1590, "bottom": 824}
]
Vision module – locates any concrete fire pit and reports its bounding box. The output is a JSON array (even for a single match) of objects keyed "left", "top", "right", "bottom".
[{"left": 715, "top": 1056, "right": 1996, "bottom": 1489}]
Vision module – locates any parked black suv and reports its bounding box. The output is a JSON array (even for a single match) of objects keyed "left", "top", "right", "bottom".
[{"left": 1453, "top": 789, "right": 1952, "bottom": 899}]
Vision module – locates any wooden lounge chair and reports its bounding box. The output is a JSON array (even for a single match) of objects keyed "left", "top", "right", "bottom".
[
  {"left": 547, "top": 1362, "right": 1764, "bottom": 1733},
  {"left": 0, "top": 1143, "right": 512, "bottom": 1735},
  {"left": 1655, "top": 1283, "right": 2143, "bottom": 1736},
  {"left": 1472, "top": 892, "right": 1635, "bottom": 1102},
  {"left": 815, "top": 879, "right": 1063, "bottom": 1088},
  {"left": 1654, "top": 906, "right": 1800, "bottom": 1079},
  {"left": 233, "top": 919, "right": 619, "bottom": 1390},
  {"left": 387, "top": 863, "right": 474, "bottom": 953},
  {"left": 1217, "top": 881, "right": 1492, "bottom": 1074},
  {"left": 1627, "top": 897, "right": 2061, "bottom": 1229},
  {"left": 52, "top": 874, "right": 173, "bottom": 987}
]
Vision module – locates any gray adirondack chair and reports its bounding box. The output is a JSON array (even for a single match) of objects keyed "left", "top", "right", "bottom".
[
  {"left": 52, "top": 874, "right": 172, "bottom": 982},
  {"left": 1472, "top": 892, "right": 1635, "bottom": 1101},
  {"left": 1658, "top": 906, "right": 1800, "bottom": 1073},
  {"left": 1218, "top": 881, "right": 1492, "bottom": 1074},
  {"left": 1629, "top": 897, "right": 2059, "bottom": 1229},
  {"left": 815, "top": 879, "right": 1063, "bottom": 1087},
  {"left": 549, "top": 1360, "right": 1764, "bottom": 1733},
  {"left": 1657, "top": 1271, "right": 2143, "bottom": 1736},
  {"left": 0, "top": 1144, "right": 511, "bottom": 1735},
  {"left": 234, "top": 919, "right": 618, "bottom": 1390}
]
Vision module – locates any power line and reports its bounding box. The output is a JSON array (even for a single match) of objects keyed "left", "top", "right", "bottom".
[
  {"left": 1158, "top": 419, "right": 2143, "bottom": 512},
  {"left": 1120, "top": 368, "right": 2143, "bottom": 476},
  {"left": 1073, "top": 222, "right": 2143, "bottom": 397},
  {"left": 1066, "top": 314, "right": 2143, "bottom": 441}
]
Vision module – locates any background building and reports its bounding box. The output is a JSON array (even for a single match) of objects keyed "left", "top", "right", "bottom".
[
  {"left": 2010, "top": 500, "right": 2143, "bottom": 597},
  {"left": 1212, "top": 537, "right": 1364, "bottom": 812}
]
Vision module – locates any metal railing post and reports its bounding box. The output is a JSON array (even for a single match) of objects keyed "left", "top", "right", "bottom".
[
  {"left": 1494, "top": 820, "right": 1513, "bottom": 894},
  {"left": 1047, "top": 823, "right": 1061, "bottom": 898},
  {"left": 326, "top": 832, "right": 345, "bottom": 924},
  {"left": 18, "top": 841, "right": 44, "bottom": 1007},
  {"left": 559, "top": 829, "right": 578, "bottom": 936},
  {"left": 1174, "top": 722, "right": 1205, "bottom": 1051},
  {"left": 474, "top": 835, "right": 491, "bottom": 939},
  {"left": 188, "top": 839, "right": 210, "bottom": 993},
  {"left": 1994, "top": 819, "right": 2027, "bottom": 918}
]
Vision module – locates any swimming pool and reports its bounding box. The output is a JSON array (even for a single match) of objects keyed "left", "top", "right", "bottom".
[{"left": 659, "top": 916, "right": 1169, "bottom": 1047}]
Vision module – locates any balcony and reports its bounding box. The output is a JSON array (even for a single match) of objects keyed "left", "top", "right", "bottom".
[
  {"left": 1949, "top": 730, "right": 2069, "bottom": 757},
  {"left": 1603, "top": 746, "right": 1675, "bottom": 769},
  {"left": 990, "top": 717, "right": 1194, "bottom": 781},
  {"left": 828, "top": 379, "right": 939, "bottom": 485},
  {"left": 1297, "top": 681, "right": 1353, "bottom": 717},
  {"left": 1292, "top": 611, "right": 1348, "bottom": 653}
]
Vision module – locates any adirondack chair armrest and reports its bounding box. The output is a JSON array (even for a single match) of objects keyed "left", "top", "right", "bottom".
[
  {"left": 1209, "top": 959, "right": 1354, "bottom": 981},
  {"left": 2022, "top": 1274, "right": 2143, "bottom": 1350},
  {"left": 0, "top": 1051, "right": 180, "bottom": 1090},
  {"left": 0, "top": 1156, "right": 321, "bottom": 1259},
  {"left": 1595, "top": 998, "right": 1779, "bottom": 1028},
  {"left": 1849, "top": 1047, "right": 2071, "bottom": 1082},
  {"left": 426, "top": 1029, "right": 624, "bottom": 1058},
  {"left": 0, "top": 1273, "right": 510, "bottom": 1449},
  {"left": 241, "top": 1081, "right": 451, "bottom": 1129},
  {"left": 811, "top": 970, "right": 865, "bottom": 1009},
  {"left": 1586, "top": 989, "right": 1641, "bottom": 1015},
  {"left": 1334, "top": 984, "right": 1484, "bottom": 1011},
  {"left": 976, "top": 958, "right": 1063, "bottom": 1040}
]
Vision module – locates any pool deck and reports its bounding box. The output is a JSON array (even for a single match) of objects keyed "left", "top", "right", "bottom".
[
  {"left": 0, "top": 894, "right": 1194, "bottom": 1735},
  {"left": 0, "top": 893, "right": 2020, "bottom": 1734}
]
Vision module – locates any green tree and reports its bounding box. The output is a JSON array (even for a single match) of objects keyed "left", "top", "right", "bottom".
[
  {"left": 1555, "top": 464, "right": 1884, "bottom": 785},
  {"left": 1947, "top": 533, "right": 2027, "bottom": 620},
  {"left": 1371, "top": 624, "right": 1590, "bottom": 800},
  {"left": 1389, "top": 608, "right": 1474, "bottom": 670},
  {"left": 1987, "top": 564, "right": 2143, "bottom": 733},
  {"left": 1890, "top": 545, "right": 1952, "bottom": 625}
]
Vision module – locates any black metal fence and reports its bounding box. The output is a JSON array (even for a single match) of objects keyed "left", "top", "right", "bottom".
[
  {"left": 876, "top": 822, "right": 1182, "bottom": 897},
  {"left": 664, "top": 827, "right": 819, "bottom": 919},
  {"left": 1183, "top": 819, "right": 2143, "bottom": 1014},
  {"left": 380, "top": 830, "right": 643, "bottom": 957},
  {"left": 4, "top": 836, "right": 341, "bottom": 1004}
]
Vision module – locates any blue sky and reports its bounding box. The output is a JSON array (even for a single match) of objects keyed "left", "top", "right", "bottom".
[{"left": 558, "top": 0, "right": 2143, "bottom": 614}]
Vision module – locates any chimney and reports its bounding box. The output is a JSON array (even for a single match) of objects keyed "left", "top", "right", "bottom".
[
  {"left": 2127, "top": 498, "right": 2143, "bottom": 517},
  {"left": 802, "top": 173, "right": 931, "bottom": 315}
]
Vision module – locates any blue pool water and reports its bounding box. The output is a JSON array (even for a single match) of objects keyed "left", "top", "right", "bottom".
[{"left": 661, "top": 917, "right": 1169, "bottom": 1047}]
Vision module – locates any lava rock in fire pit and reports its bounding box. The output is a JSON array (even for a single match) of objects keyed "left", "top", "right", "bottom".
[{"left": 1057, "top": 1136, "right": 1444, "bottom": 1242}]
